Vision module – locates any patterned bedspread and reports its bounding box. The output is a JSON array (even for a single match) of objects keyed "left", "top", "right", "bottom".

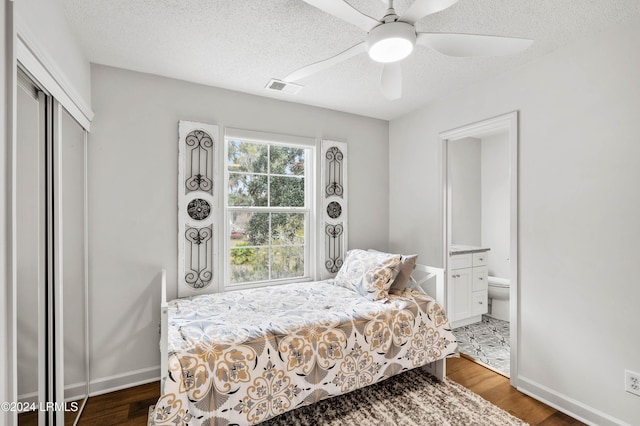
[{"left": 152, "top": 280, "right": 457, "bottom": 425}]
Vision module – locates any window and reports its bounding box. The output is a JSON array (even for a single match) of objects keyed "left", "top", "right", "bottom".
[{"left": 225, "top": 133, "right": 314, "bottom": 288}]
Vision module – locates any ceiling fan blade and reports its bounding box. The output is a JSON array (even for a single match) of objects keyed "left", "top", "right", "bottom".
[
  {"left": 400, "top": 0, "right": 459, "bottom": 24},
  {"left": 380, "top": 63, "right": 402, "bottom": 100},
  {"left": 416, "top": 32, "right": 533, "bottom": 57},
  {"left": 284, "top": 42, "right": 368, "bottom": 82},
  {"left": 302, "top": 0, "right": 379, "bottom": 32}
]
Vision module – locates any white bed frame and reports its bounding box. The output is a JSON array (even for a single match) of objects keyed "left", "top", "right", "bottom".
[
  {"left": 160, "top": 269, "right": 169, "bottom": 392},
  {"left": 410, "top": 264, "right": 446, "bottom": 381},
  {"left": 159, "top": 265, "right": 446, "bottom": 392}
]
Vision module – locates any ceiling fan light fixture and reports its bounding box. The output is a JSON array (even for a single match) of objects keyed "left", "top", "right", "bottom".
[{"left": 367, "top": 22, "right": 416, "bottom": 63}]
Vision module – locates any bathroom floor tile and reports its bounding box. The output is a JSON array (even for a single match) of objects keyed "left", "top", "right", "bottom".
[{"left": 453, "top": 315, "right": 510, "bottom": 376}]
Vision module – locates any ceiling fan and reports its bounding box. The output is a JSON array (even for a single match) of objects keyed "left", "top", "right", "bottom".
[{"left": 281, "top": 0, "right": 533, "bottom": 100}]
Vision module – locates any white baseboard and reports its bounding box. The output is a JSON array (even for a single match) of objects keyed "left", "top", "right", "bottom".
[
  {"left": 17, "top": 391, "right": 37, "bottom": 404},
  {"left": 64, "top": 380, "right": 89, "bottom": 402},
  {"left": 89, "top": 365, "right": 160, "bottom": 397},
  {"left": 19, "top": 381, "right": 87, "bottom": 404},
  {"left": 517, "top": 376, "right": 631, "bottom": 426}
]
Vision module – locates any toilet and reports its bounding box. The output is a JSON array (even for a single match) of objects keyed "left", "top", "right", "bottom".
[{"left": 488, "top": 276, "right": 510, "bottom": 321}]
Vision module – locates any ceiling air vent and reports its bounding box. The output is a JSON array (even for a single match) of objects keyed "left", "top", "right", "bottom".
[{"left": 265, "top": 79, "right": 303, "bottom": 95}]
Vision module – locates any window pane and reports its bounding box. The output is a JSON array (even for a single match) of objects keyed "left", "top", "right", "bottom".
[
  {"left": 226, "top": 137, "right": 310, "bottom": 287},
  {"left": 229, "top": 212, "right": 269, "bottom": 246},
  {"left": 228, "top": 174, "right": 267, "bottom": 206},
  {"left": 271, "top": 246, "right": 305, "bottom": 280},
  {"left": 229, "top": 247, "right": 269, "bottom": 284},
  {"left": 228, "top": 140, "right": 268, "bottom": 173},
  {"left": 270, "top": 176, "right": 304, "bottom": 207},
  {"left": 270, "top": 146, "right": 305, "bottom": 176},
  {"left": 229, "top": 211, "right": 251, "bottom": 245},
  {"left": 271, "top": 213, "right": 305, "bottom": 245}
]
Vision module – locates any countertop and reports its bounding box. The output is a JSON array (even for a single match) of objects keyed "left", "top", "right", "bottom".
[{"left": 449, "top": 244, "right": 491, "bottom": 255}]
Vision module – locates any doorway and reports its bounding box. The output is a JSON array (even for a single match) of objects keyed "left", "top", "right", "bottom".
[{"left": 441, "top": 112, "right": 519, "bottom": 384}]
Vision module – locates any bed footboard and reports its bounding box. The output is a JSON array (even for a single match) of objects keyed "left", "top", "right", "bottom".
[
  {"left": 160, "top": 269, "right": 168, "bottom": 393},
  {"left": 422, "top": 359, "right": 445, "bottom": 381},
  {"left": 411, "top": 265, "right": 446, "bottom": 381},
  {"left": 410, "top": 264, "right": 445, "bottom": 306}
]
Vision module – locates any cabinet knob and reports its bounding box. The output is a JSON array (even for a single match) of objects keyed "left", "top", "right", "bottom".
[
  {"left": 479, "top": 257, "right": 484, "bottom": 261},
  {"left": 479, "top": 277, "right": 483, "bottom": 280},
  {"left": 479, "top": 301, "right": 483, "bottom": 304}
]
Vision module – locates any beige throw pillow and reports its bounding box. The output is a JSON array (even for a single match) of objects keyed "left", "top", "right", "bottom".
[
  {"left": 368, "top": 250, "right": 418, "bottom": 295},
  {"left": 389, "top": 254, "right": 417, "bottom": 294}
]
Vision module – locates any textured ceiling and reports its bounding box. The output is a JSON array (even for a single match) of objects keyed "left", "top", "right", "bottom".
[{"left": 62, "top": 0, "right": 640, "bottom": 120}]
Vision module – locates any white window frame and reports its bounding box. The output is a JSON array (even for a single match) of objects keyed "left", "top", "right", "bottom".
[{"left": 223, "top": 128, "right": 316, "bottom": 290}]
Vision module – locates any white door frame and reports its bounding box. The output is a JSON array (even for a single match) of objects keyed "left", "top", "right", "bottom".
[{"left": 440, "top": 111, "right": 519, "bottom": 386}]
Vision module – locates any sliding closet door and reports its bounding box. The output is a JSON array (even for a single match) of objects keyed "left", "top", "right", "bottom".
[
  {"left": 16, "top": 70, "right": 89, "bottom": 425},
  {"left": 56, "top": 106, "right": 89, "bottom": 425},
  {"left": 16, "top": 72, "right": 47, "bottom": 425}
]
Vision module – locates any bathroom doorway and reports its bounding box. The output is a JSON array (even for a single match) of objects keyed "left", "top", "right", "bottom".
[{"left": 441, "top": 112, "right": 519, "bottom": 383}]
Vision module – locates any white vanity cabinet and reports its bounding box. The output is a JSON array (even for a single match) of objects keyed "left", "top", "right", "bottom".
[{"left": 448, "top": 248, "right": 489, "bottom": 328}]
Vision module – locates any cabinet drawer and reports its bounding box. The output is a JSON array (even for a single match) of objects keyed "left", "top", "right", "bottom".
[
  {"left": 471, "top": 290, "right": 488, "bottom": 315},
  {"left": 472, "top": 266, "right": 488, "bottom": 291},
  {"left": 472, "top": 252, "right": 488, "bottom": 266},
  {"left": 450, "top": 253, "right": 472, "bottom": 270}
]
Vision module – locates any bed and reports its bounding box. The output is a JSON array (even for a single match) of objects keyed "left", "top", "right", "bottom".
[{"left": 151, "top": 254, "right": 458, "bottom": 425}]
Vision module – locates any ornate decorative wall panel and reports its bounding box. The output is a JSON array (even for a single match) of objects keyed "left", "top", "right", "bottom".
[
  {"left": 321, "top": 140, "right": 348, "bottom": 278},
  {"left": 178, "top": 121, "right": 219, "bottom": 297}
]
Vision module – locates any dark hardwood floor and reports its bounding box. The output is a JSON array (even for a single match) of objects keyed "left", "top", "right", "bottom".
[
  {"left": 77, "top": 383, "right": 160, "bottom": 426},
  {"left": 74, "top": 356, "right": 584, "bottom": 425},
  {"left": 446, "top": 357, "right": 585, "bottom": 425},
  {"left": 17, "top": 399, "right": 83, "bottom": 426}
]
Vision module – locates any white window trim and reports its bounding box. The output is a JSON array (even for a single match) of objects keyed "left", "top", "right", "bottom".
[
  {"left": 225, "top": 127, "right": 316, "bottom": 147},
  {"left": 222, "top": 128, "right": 317, "bottom": 291}
]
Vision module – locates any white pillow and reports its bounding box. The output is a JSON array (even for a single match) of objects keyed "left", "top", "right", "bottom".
[
  {"left": 333, "top": 249, "right": 401, "bottom": 301},
  {"left": 368, "top": 249, "right": 418, "bottom": 295}
]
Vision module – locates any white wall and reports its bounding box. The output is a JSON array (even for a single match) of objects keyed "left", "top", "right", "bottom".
[
  {"left": 480, "top": 132, "right": 510, "bottom": 279},
  {"left": 88, "top": 64, "right": 390, "bottom": 392},
  {"left": 450, "top": 137, "right": 481, "bottom": 246},
  {"left": 389, "top": 20, "right": 640, "bottom": 426},
  {"left": 16, "top": 0, "right": 90, "bottom": 108}
]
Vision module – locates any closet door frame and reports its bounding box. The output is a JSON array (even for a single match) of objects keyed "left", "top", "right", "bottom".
[
  {"left": 31, "top": 72, "right": 60, "bottom": 426},
  {"left": 45, "top": 90, "right": 56, "bottom": 426},
  {"left": 51, "top": 99, "right": 65, "bottom": 425}
]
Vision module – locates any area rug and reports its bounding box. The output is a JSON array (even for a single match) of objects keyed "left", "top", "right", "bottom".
[{"left": 149, "top": 367, "right": 528, "bottom": 426}]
